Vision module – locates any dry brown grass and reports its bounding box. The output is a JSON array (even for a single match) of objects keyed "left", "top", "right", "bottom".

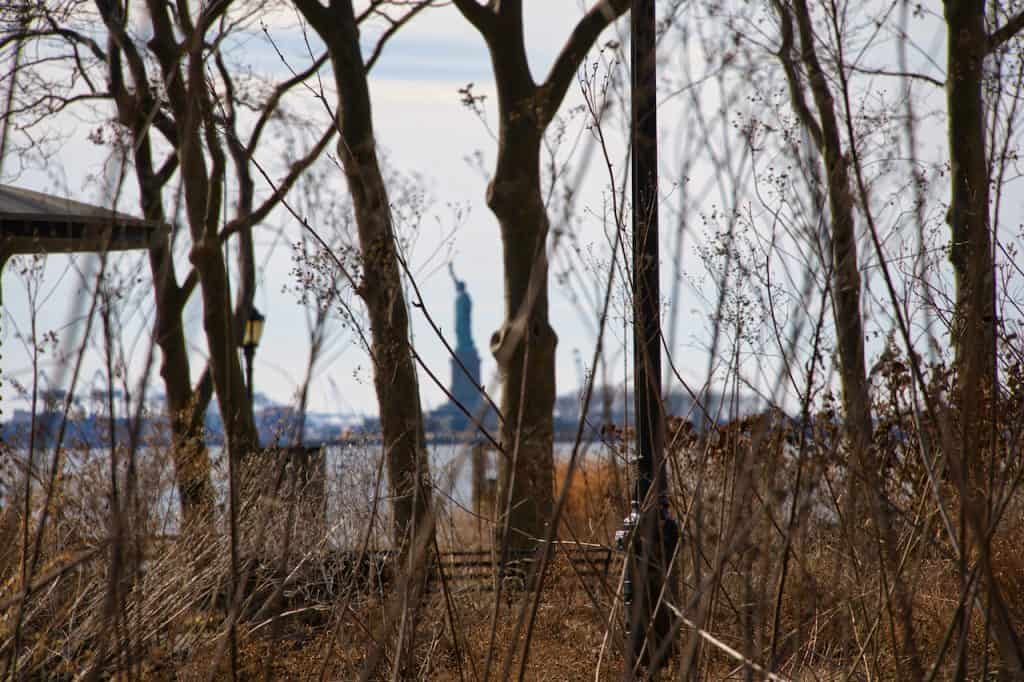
[{"left": 3, "top": 397, "right": 1024, "bottom": 680}]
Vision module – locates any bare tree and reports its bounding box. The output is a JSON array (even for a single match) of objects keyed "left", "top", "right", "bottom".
[
  {"left": 943, "top": 2, "right": 1024, "bottom": 674},
  {"left": 1, "top": 0, "right": 332, "bottom": 526},
  {"left": 450, "top": 0, "right": 629, "bottom": 551},
  {"left": 944, "top": 1, "right": 1024, "bottom": 402},
  {"left": 289, "top": 0, "right": 432, "bottom": 549},
  {"left": 771, "top": 0, "right": 871, "bottom": 482}
]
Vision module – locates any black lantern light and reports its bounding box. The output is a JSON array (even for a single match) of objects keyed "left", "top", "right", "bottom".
[{"left": 241, "top": 307, "right": 265, "bottom": 406}]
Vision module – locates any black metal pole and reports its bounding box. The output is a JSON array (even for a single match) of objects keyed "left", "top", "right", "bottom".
[
  {"left": 245, "top": 345, "right": 255, "bottom": 409},
  {"left": 626, "top": 0, "right": 677, "bottom": 671},
  {"left": 631, "top": 0, "right": 660, "bottom": 521}
]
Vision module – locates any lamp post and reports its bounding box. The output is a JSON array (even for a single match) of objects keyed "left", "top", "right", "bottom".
[
  {"left": 241, "top": 307, "right": 265, "bottom": 409},
  {"left": 618, "top": 0, "right": 679, "bottom": 672}
]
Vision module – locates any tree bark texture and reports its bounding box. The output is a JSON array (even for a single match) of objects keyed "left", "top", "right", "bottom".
[
  {"left": 775, "top": 2, "right": 922, "bottom": 674},
  {"left": 292, "top": 0, "right": 431, "bottom": 546},
  {"left": 946, "top": 0, "right": 997, "bottom": 403},
  {"left": 452, "top": 0, "right": 628, "bottom": 551},
  {"left": 146, "top": 207, "right": 216, "bottom": 527},
  {"left": 488, "top": 124, "right": 558, "bottom": 551},
  {"left": 944, "top": 4, "right": 1024, "bottom": 674},
  {"left": 143, "top": 0, "right": 259, "bottom": 464},
  {"left": 35, "top": 0, "right": 329, "bottom": 527},
  {"left": 787, "top": 0, "right": 872, "bottom": 462},
  {"left": 96, "top": 0, "right": 218, "bottom": 528}
]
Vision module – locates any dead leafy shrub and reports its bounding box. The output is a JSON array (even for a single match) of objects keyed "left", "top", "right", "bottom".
[{"left": 555, "top": 456, "right": 628, "bottom": 544}]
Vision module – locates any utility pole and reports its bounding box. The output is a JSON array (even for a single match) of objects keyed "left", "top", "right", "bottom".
[{"left": 623, "top": 0, "right": 678, "bottom": 672}]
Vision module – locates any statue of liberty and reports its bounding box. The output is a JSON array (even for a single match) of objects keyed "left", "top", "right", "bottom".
[
  {"left": 449, "top": 263, "right": 474, "bottom": 351},
  {"left": 445, "top": 262, "right": 482, "bottom": 420}
]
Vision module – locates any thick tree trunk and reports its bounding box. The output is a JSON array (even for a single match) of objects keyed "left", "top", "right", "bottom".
[
  {"left": 820, "top": 122, "right": 873, "bottom": 464},
  {"left": 345, "top": 140, "right": 431, "bottom": 545},
  {"left": 945, "top": 0, "right": 996, "bottom": 447},
  {"left": 179, "top": 165, "right": 257, "bottom": 466},
  {"left": 943, "top": 5, "right": 1024, "bottom": 675},
  {"left": 449, "top": 0, "right": 629, "bottom": 553},
  {"left": 133, "top": 126, "right": 217, "bottom": 528},
  {"left": 149, "top": 243, "right": 216, "bottom": 527},
  {"left": 181, "top": 102, "right": 256, "bottom": 467},
  {"left": 142, "top": 0, "right": 258, "bottom": 466},
  {"left": 190, "top": 234, "right": 257, "bottom": 462},
  {"left": 488, "top": 127, "right": 557, "bottom": 550},
  {"left": 316, "top": 16, "right": 432, "bottom": 672},
  {"left": 292, "top": 0, "right": 431, "bottom": 547}
]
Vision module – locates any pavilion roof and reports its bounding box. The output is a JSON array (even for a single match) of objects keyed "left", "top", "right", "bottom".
[{"left": 0, "top": 184, "right": 166, "bottom": 259}]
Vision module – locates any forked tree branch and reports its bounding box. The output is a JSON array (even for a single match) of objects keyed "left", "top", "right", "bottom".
[
  {"left": 989, "top": 9, "right": 1024, "bottom": 54},
  {"left": 540, "top": 0, "right": 628, "bottom": 124},
  {"left": 248, "top": 51, "right": 328, "bottom": 155},
  {"left": 364, "top": 2, "right": 434, "bottom": 71},
  {"left": 0, "top": 27, "right": 105, "bottom": 61},
  {"left": 220, "top": 124, "right": 337, "bottom": 241},
  {"left": 450, "top": 0, "right": 497, "bottom": 36},
  {"left": 154, "top": 154, "right": 179, "bottom": 186},
  {"left": 773, "top": 0, "right": 824, "bottom": 150},
  {"left": 291, "top": 0, "right": 332, "bottom": 38}
]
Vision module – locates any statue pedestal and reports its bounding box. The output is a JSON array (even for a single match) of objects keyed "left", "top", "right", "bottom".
[{"left": 450, "top": 345, "right": 482, "bottom": 416}]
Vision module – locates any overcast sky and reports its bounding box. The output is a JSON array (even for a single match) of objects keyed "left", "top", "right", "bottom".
[
  {"left": 2, "top": 1, "right": 981, "bottom": 421},
  {"left": 1, "top": 2, "right": 697, "bottom": 419}
]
